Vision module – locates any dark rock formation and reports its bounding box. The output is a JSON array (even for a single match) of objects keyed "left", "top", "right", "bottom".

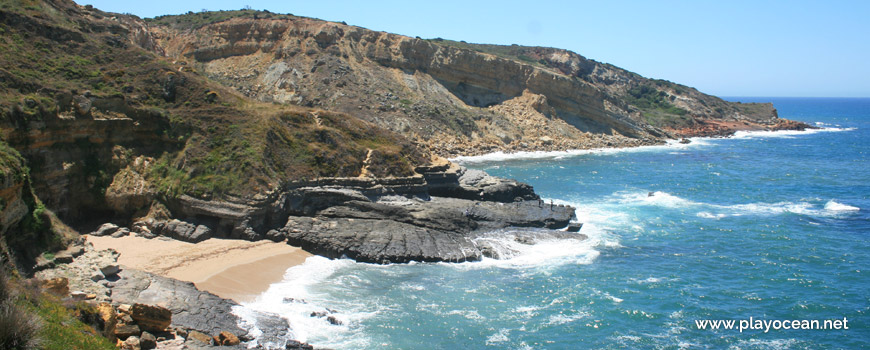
[{"left": 276, "top": 195, "right": 574, "bottom": 263}]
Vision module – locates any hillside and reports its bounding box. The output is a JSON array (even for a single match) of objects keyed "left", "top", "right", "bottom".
[
  {"left": 0, "top": 0, "right": 425, "bottom": 232},
  {"left": 145, "top": 9, "right": 810, "bottom": 156}
]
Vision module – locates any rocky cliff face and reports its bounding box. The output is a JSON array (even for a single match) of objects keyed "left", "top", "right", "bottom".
[
  {"left": 147, "top": 12, "right": 808, "bottom": 156},
  {"left": 0, "top": 144, "right": 28, "bottom": 237},
  {"left": 0, "top": 0, "right": 426, "bottom": 226}
]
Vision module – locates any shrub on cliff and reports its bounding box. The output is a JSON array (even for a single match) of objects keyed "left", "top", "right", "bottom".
[{"left": 0, "top": 259, "right": 41, "bottom": 350}]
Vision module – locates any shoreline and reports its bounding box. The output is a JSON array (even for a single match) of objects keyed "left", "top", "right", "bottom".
[
  {"left": 87, "top": 235, "right": 312, "bottom": 303},
  {"left": 451, "top": 124, "right": 840, "bottom": 164}
]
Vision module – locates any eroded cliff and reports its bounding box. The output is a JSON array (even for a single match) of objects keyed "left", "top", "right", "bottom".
[{"left": 147, "top": 11, "right": 810, "bottom": 156}]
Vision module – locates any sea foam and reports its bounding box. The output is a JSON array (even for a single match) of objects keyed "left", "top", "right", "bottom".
[
  {"left": 236, "top": 257, "right": 377, "bottom": 349},
  {"left": 454, "top": 125, "right": 855, "bottom": 164},
  {"left": 452, "top": 139, "right": 710, "bottom": 164},
  {"left": 824, "top": 200, "right": 860, "bottom": 211},
  {"left": 732, "top": 126, "right": 856, "bottom": 139}
]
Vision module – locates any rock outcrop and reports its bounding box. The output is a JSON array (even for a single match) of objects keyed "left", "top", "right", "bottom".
[{"left": 36, "top": 243, "right": 298, "bottom": 348}]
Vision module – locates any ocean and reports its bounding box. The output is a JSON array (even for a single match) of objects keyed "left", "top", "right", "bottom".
[{"left": 238, "top": 98, "right": 869, "bottom": 349}]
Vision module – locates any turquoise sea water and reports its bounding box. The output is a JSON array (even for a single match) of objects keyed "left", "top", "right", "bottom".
[{"left": 240, "top": 98, "right": 869, "bottom": 349}]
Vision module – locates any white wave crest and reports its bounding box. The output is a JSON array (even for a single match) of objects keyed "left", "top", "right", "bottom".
[
  {"left": 451, "top": 139, "right": 710, "bottom": 164},
  {"left": 824, "top": 200, "right": 860, "bottom": 211},
  {"left": 607, "top": 190, "right": 860, "bottom": 219},
  {"left": 545, "top": 311, "right": 590, "bottom": 325},
  {"left": 732, "top": 126, "right": 856, "bottom": 139},
  {"left": 464, "top": 229, "right": 600, "bottom": 269},
  {"left": 630, "top": 277, "right": 678, "bottom": 284},
  {"left": 486, "top": 329, "right": 510, "bottom": 345},
  {"left": 615, "top": 191, "right": 699, "bottom": 208}
]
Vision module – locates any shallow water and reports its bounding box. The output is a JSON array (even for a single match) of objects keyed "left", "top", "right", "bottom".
[{"left": 240, "top": 98, "right": 869, "bottom": 349}]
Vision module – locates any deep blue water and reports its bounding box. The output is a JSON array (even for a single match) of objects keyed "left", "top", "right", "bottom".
[{"left": 241, "top": 98, "right": 869, "bottom": 349}]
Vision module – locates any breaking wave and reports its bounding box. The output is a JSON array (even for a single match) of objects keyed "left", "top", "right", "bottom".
[
  {"left": 731, "top": 126, "right": 856, "bottom": 139},
  {"left": 609, "top": 190, "right": 860, "bottom": 219},
  {"left": 452, "top": 139, "right": 710, "bottom": 164}
]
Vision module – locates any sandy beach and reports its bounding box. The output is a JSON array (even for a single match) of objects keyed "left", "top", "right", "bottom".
[{"left": 87, "top": 235, "right": 312, "bottom": 302}]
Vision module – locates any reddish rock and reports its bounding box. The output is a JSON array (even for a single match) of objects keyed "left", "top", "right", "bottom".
[
  {"left": 130, "top": 303, "right": 171, "bottom": 332},
  {"left": 40, "top": 277, "right": 69, "bottom": 296},
  {"left": 215, "top": 331, "right": 240, "bottom": 346}
]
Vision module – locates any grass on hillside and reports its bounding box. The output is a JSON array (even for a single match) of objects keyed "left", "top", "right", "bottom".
[
  {"left": 1, "top": 260, "right": 115, "bottom": 350},
  {"left": 0, "top": 0, "right": 425, "bottom": 201},
  {"left": 426, "top": 38, "right": 553, "bottom": 68},
  {"left": 146, "top": 8, "right": 298, "bottom": 30}
]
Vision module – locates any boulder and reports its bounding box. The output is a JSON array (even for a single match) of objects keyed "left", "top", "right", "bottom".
[
  {"left": 93, "top": 223, "right": 120, "bottom": 236},
  {"left": 122, "top": 335, "right": 141, "bottom": 350},
  {"left": 117, "top": 304, "right": 132, "bottom": 314},
  {"left": 187, "top": 330, "right": 213, "bottom": 345},
  {"left": 139, "top": 331, "right": 157, "bottom": 350},
  {"left": 100, "top": 264, "right": 121, "bottom": 277},
  {"left": 111, "top": 228, "right": 131, "bottom": 238},
  {"left": 215, "top": 331, "right": 240, "bottom": 346},
  {"left": 566, "top": 223, "right": 583, "bottom": 232},
  {"left": 118, "top": 313, "right": 134, "bottom": 325},
  {"left": 114, "top": 324, "right": 141, "bottom": 340},
  {"left": 90, "top": 270, "right": 105, "bottom": 282},
  {"left": 327, "top": 315, "right": 342, "bottom": 325},
  {"left": 97, "top": 302, "right": 117, "bottom": 341},
  {"left": 130, "top": 303, "right": 172, "bottom": 333},
  {"left": 53, "top": 252, "right": 74, "bottom": 264},
  {"left": 285, "top": 340, "right": 315, "bottom": 350},
  {"left": 190, "top": 225, "right": 212, "bottom": 242},
  {"left": 73, "top": 94, "right": 92, "bottom": 115},
  {"left": 160, "top": 220, "right": 211, "bottom": 243},
  {"left": 70, "top": 291, "right": 89, "bottom": 300}
]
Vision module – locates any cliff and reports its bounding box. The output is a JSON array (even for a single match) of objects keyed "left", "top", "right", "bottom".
[
  {"left": 0, "top": 0, "right": 425, "bottom": 227},
  {"left": 146, "top": 10, "right": 811, "bottom": 156},
  {"left": 0, "top": 0, "right": 578, "bottom": 267}
]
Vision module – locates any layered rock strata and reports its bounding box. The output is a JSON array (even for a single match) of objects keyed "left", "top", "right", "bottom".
[{"left": 97, "top": 163, "right": 577, "bottom": 264}]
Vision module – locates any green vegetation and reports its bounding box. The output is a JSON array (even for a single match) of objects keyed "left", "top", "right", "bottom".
[
  {"left": 29, "top": 298, "right": 115, "bottom": 350},
  {"left": 1, "top": 0, "right": 425, "bottom": 202},
  {"left": 0, "top": 141, "right": 25, "bottom": 182},
  {"left": 0, "top": 259, "right": 40, "bottom": 350},
  {"left": 624, "top": 83, "right": 691, "bottom": 126},
  {"left": 146, "top": 8, "right": 295, "bottom": 30},
  {"left": 626, "top": 84, "right": 687, "bottom": 115},
  {"left": 1, "top": 259, "right": 115, "bottom": 350},
  {"left": 426, "top": 39, "right": 553, "bottom": 68}
]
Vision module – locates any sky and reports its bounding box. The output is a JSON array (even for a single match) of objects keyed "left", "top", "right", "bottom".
[{"left": 74, "top": 0, "right": 870, "bottom": 98}]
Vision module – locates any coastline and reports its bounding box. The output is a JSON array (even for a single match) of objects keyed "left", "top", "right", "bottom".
[
  {"left": 451, "top": 125, "right": 844, "bottom": 164},
  {"left": 87, "top": 235, "right": 312, "bottom": 303}
]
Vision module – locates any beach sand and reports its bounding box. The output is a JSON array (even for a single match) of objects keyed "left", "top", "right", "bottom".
[{"left": 87, "top": 235, "right": 312, "bottom": 302}]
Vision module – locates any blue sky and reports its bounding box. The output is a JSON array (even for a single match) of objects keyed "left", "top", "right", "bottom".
[{"left": 76, "top": 1, "right": 869, "bottom": 97}]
